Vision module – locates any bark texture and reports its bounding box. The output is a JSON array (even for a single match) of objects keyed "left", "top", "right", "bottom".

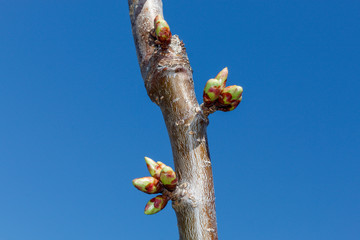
[{"left": 128, "top": 1, "right": 218, "bottom": 239}]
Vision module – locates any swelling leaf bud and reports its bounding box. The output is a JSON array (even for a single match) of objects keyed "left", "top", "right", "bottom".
[
  {"left": 144, "top": 195, "right": 169, "bottom": 215},
  {"left": 154, "top": 15, "right": 172, "bottom": 44},
  {"left": 217, "top": 85, "right": 243, "bottom": 112},
  {"left": 160, "top": 166, "right": 178, "bottom": 191},
  {"left": 218, "top": 85, "right": 243, "bottom": 105},
  {"left": 132, "top": 177, "right": 163, "bottom": 194},
  {"left": 144, "top": 157, "right": 163, "bottom": 179},
  {"left": 215, "top": 67, "right": 228, "bottom": 88},
  {"left": 203, "top": 78, "right": 222, "bottom": 106}
]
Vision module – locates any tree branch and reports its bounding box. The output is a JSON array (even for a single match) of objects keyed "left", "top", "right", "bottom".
[{"left": 128, "top": 1, "right": 218, "bottom": 239}]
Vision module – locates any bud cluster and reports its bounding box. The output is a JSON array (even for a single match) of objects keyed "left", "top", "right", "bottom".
[
  {"left": 132, "top": 157, "right": 178, "bottom": 215},
  {"left": 203, "top": 67, "right": 243, "bottom": 112}
]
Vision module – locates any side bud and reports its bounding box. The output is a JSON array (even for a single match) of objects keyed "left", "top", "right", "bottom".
[
  {"left": 217, "top": 85, "right": 243, "bottom": 112},
  {"left": 203, "top": 78, "right": 222, "bottom": 106},
  {"left": 132, "top": 177, "right": 163, "bottom": 194},
  {"left": 144, "top": 195, "right": 169, "bottom": 215},
  {"left": 215, "top": 67, "right": 228, "bottom": 88},
  {"left": 160, "top": 166, "right": 178, "bottom": 191},
  {"left": 154, "top": 15, "right": 172, "bottom": 44},
  {"left": 157, "top": 161, "right": 167, "bottom": 170},
  {"left": 144, "top": 157, "right": 163, "bottom": 179}
]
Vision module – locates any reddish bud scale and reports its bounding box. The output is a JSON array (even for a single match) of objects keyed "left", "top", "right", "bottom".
[
  {"left": 217, "top": 98, "right": 242, "bottom": 112},
  {"left": 157, "top": 161, "right": 166, "bottom": 169},
  {"left": 219, "top": 92, "right": 234, "bottom": 105},
  {"left": 132, "top": 177, "right": 163, "bottom": 194},
  {"left": 144, "top": 195, "right": 169, "bottom": 215}
]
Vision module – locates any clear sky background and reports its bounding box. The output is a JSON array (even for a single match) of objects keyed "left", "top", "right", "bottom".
[{"left": 1, "top": 1, "right": 359, "bottom": 239}]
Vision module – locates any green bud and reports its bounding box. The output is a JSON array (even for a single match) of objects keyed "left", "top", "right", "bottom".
[
  {"left": 215, "top": 67, "right": 228, "bottom": 88},
  {"left": 203, "top": 78, "right": 222, "bottom": 106},
  {"left": 160, "top": 166, "right": 178, "bottom": 191},
  {"left": 132, "top": 177, "right": 163, "bottom": 194},
  {"left": 217, "top": 85, "right": 243, "bottom": 112},
  {"left": 154, "top": 15, "right": 171, "bottom": 44},
  {"left": 144, "top": 157, "right": 163, "bottom": 179},
  {"left": 218, "top": 85, "right": 243, "bottom": 105},
  {"left": 144, "top": 195, "right": 169, "bottom": 215}
]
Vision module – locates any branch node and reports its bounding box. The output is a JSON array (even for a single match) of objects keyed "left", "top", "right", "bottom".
[
  {"left": 200, "top": 103, "right": 217, "bottom": 118},
  {"left": 168, "top": 182, "right": 198, "bottom": 211},
  {"left": 175, "top": 119, "right": 185, "bottom": 126}
]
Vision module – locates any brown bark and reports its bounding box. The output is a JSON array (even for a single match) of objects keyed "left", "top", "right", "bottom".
[{"left": 128, "top": 1, "right": 218, "bottom": 239}]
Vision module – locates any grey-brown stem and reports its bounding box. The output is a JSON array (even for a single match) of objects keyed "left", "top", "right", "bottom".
[{"left": 128, "top": 1, "right": 218, "bottom": 239}]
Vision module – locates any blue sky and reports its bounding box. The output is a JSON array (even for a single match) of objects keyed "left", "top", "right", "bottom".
[{"left": 0, "top": 1, "right": 359, "bottom": 239}]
